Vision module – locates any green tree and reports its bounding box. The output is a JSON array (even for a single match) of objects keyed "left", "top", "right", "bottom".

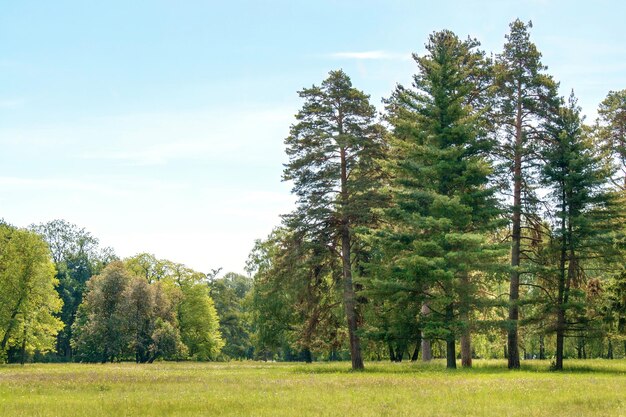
[
  {"left": 73, "top": 261, "right": 187, "bottom": 362},
  {"left": 495, "top": 19, "right": 559, "bottom": 369},
  {"left": 247, "top": 228, "right": 345, "bottom": 362},
  {"left": 381, "top": 30, "right": 502, "bottom": 369},
  {"left": 121, "top": 276, "right": 157, "bottom": 363},
  {"left": 178, "top": 275, "right": 224, "bottom": 360},
  {"left": 125, "top": 253, "right": 170, "bottom": 283},
  {"left": 32, "top": 219, "right": 116, "bottom": 359},
  {"left": 598, "top": 89, "right": 626, "bottom": 188},
  {"left": 0, "top": 223, "right": 63, "bottom": 363},
  {"left": 209, "top": 272, "right": 254, "bottom": 359},
  {"left": 72, "top": 261, "right": 132, "bottom": 362},
  {"left": 541, "top": 92, "right": 622, "bottom": 369},
  {"left": 283, "top": 70, "right": 386, "bottom": 370}
]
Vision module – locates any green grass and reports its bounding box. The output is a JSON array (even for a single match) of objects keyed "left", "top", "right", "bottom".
[{"left": 0, "top": 359, "right": 625, "bottom": 416}]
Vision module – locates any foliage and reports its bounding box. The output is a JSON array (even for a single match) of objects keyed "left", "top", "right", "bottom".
[
  {"left": 209, "top": 272, "right": 254, "bottom": 360},
  {"left": 31, "top": 219, "right": 116, "bottom": 359},
  {"left": 178, "top": 277, "right": 224, "bottom": 361},
  {"left": 492, "top": 18, "right": 562, "bottom": 369},
  {"left": 0, "top": 223, "right": 64, "bottom": 362},
  {"left": 377, "top": 30, "right": 503, "bottom": 368},
  {"left": 282, "top": 69, "right": 387, "bottom": 369},
  {"left": 72, "top": 261, "right": 192, "bottom": 362}
]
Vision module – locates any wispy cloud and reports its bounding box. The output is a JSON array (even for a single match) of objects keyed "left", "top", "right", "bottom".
[{"left": 329, "top": 50, "right": 412, "bottom": 61}]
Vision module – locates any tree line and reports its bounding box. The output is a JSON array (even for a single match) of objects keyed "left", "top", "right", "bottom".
[
  {"left": 0, "top": 220, "right": 230, "bottom": 363},
  {"left": 1, "top": 19, "right": 625, "bottom": 370},
  {"left": 248, "top": 19, "right": 626, "bottom": 371}
]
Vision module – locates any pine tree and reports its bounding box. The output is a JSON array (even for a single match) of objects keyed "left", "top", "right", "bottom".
[
  {"left": 283, "top": 70, "right": 386, "bottom": 370},
  {"left": 541, "top": 92, "right": 620, "bottom": 370},
  {"left": 598, "top": 89, "right": 626, "bottom": 188},
  {"left": 382, "top": 30, "right": 502, "bottom": 369},
  {"left": 495, "top": 19, "right": 559, "bottom": 369}
]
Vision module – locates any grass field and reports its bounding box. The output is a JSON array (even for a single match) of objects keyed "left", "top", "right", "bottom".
[{"left": 0, "top": 360, "right": 625, "bottom": 416}]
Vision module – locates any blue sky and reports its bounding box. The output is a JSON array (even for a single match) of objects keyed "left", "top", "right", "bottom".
[{"left": 1, "top": 0, "right": 625, "bottom": 274}]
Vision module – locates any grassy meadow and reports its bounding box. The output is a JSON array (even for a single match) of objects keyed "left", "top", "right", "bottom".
[{"left": 0, "top": 360, "right": 625, "bottom": 416}]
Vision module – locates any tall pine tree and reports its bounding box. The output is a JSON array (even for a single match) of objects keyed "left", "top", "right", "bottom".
[
  {"left": 382, "top": 30, "right": 502, "bottom": 369},
  {"left": 541, "top": 92, "right": 619, "bottom": 370},
  {"left": 495, "top": 19, "right": 559, "bottom": 368},
  {"left": 283, "top": 70, "right": 386, "bottom": 370}
]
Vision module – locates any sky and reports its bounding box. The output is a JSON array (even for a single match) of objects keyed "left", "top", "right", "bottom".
[{"left": 1, "top": 0, "right": 625, "bottom": 275}]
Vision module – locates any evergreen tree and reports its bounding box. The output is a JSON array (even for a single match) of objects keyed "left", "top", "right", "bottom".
[
  {"left": 283, "top": 70, "right": 386, "bottom": 369},
  {"left": 540, "top": 92, "right": 621, "bottom": 369},
  {"left": 381, "top": 30, "right": 502, "bottom": 369},
  {"left": 598, "top": 89, "right": 626, "bottom": 188},
  {"left": 495, "top": 19, "right": 559, "bottom": 368}
]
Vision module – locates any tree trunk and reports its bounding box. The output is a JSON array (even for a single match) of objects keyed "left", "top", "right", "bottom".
[
  {"left": 340, "top": 146, "right": 364, "bottom": 371},
  {"left": 460, "top": 272, "right": 472, "bottom": 368},
  {"left": 421, "top": 303, "right": 432, "bottom": 361},
  {"left": 303, "top": 347, "right": 312, "bottom": 363},
  {"left": 411, "top": 334, "right": 421, "bottom": 362},
  {"left": 556, "top": 218, "right": 575, "bottom": 371},
  {"left": 461, "top": 333, "right": 472, "bottom": 368},
  {"left": 446, "top": 337, "right": 456, "bottom": 369},
  {"left": 446, "top": 303, "right": 456, "bottom": 369},
  {"left": 539, "top": 334, "right": 545, "bottom": 359},
  {"left": 555, "top": 312, "right": 564, "bottom": 369},
  {"left": 607, "top": 339, "right": 614, "bottom": 359},
  {"left": 554, "top": 205, "right": 567, "bottom": 371},
  {"left": 508, "top": 88, "right": 523, "bottom": 370}
]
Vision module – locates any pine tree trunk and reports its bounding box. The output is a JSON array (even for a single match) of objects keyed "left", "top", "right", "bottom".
[
  {"left": 555, "top": 309, "right": 565, "bottom": 370},
  {"left": 411, "top": 335, "right": 421, "bottom": 362},
  {"left": 539, "top": 334, "right": 545, "bottom": 359},
  {"left": 446, "top": 303, "right": 456, "bottom": 369},
  {"left": 508, "top": 89, "right": 523, "bottom": 370},
  {"left": 460, "top": 334, "right": 471, "bottom": 366},
  {"left": 340, "top": 147, "right": 364, "bottom": 371},
  {"left": 303, "top": 347, "right": 312, "bottom": 363},
  {"left": 446, "top": 338, "right": 456, "bottom": 369},
  {"left": 555, "top": 198, "right": 568, "bottom": 371},
  {"left": 341, "top": 226, "right": 363, "bottom": 370},
  {"left": 421, "top": 303, "right": 432, "bottom": 361},
  {"left": 460, "top": 272, "right": 472, "bottom": 368}
]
